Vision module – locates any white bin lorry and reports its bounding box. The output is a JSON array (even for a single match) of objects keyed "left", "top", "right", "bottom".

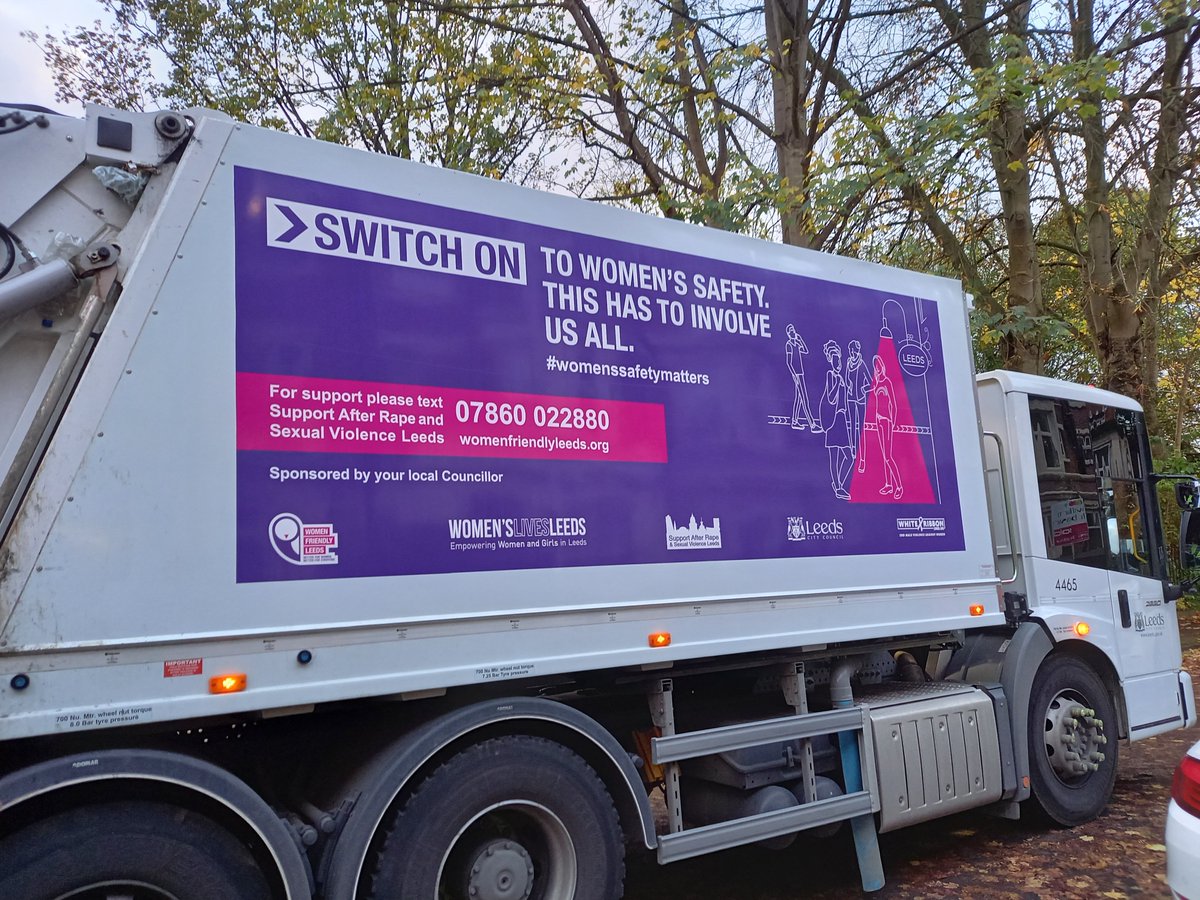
[{"left": 0, "top": 103, "right": 1195, "bottom": 899}]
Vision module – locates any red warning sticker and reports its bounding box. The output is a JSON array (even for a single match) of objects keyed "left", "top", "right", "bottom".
[{"left": 164, "top": 658, "right": 203, "bottom": 678}]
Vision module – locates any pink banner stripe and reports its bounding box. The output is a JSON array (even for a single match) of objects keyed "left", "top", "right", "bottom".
[{"left": 237, "top": 372, "right": 667, "bottom": 463}]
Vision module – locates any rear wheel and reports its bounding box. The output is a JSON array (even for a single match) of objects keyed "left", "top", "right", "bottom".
[
  {"left": 0, "top": 800, "right": 272, "bottom": 900},
  {"left": 1027, "top": 654, "right": 1118, "bottom": 826},
  {"left": 369, "top": 735, "right": 624, "bottom": 900}
]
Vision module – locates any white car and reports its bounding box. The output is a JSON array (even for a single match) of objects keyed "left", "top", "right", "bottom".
[{"left": 1169, "top": 739, "right": 1200, "bottom": 900}]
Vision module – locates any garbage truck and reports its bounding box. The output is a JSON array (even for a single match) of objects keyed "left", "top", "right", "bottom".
[{"left": 0, "top": 102, "right": 1194, "bottom": 899}]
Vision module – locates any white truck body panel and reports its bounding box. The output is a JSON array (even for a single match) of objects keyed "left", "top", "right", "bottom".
[{"left": 0, "top": 115, "right": 1002, "bottom": 739}]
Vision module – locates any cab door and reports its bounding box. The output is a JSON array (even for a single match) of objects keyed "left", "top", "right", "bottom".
[
  {"left": 1097, "top": 452, "right": 1184, "bottom": 735},
  {"left": 1024, "top": 394, "right": 1183, "bottom": 735},
  {"left": 1101, "top": 476, "right": 1179, "bottom": 679}
]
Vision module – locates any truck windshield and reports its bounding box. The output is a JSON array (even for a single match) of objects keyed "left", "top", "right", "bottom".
[{"left": 1029, "top": 396, "right": 1162, "bottom": 579}]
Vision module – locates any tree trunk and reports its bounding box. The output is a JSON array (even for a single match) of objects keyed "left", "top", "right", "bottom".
[
  {"left": 1073, "top": 3, "right": 1191, "bottom": 435},
  {"left": 940, "top": 0, "right": 1043, "bottom": 373},
  {"left": 765, "top": 0, "right": 814, "bottom": 248}
]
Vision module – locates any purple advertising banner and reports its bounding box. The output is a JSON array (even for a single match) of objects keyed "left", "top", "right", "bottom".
[{"left": 234, "top": 167, "right": 964, "bottom": 582}]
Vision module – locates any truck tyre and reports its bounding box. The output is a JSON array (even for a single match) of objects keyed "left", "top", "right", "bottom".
[
  {"left": 1027, "top": 654, "right": 1118, "bottom": 826},
  {"left": 369, "top": 735, "right": 624, "bottom": 900},
  {"left": 0, "top": 799, "right": 272, "bottom": 899}
]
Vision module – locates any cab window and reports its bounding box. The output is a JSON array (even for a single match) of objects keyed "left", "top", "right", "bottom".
[{"left": 1029, "top": 397, "right": 1159, "bottom": 578}]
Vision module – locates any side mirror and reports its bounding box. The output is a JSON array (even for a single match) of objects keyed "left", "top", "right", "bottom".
[{"left": 1176, "top": 480, "right": 1200, "bottom": 511}]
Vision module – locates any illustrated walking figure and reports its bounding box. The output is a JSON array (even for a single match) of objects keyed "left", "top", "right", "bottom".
[
  {"left": 872, "top": 355, "right": 903, "bottom": 500},
  {"left": 785, "top": 324, "right": 819, "bottom": 431},
  {"left": 845, "top": 340, "right": 870, "bottom": 473},
  {"left": 821, "top": 340, "right": 853, "bottom": 500}
]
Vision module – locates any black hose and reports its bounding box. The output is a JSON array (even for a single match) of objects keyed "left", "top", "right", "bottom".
[
  {"left": 0, "top": 225, "right": 15, "bottom": 281},
  {"left": 0, "top": 103, "right": 62, "bottom": 115},
  {"left": 0, "top": 111, "right": 49, "bottom": 136}
]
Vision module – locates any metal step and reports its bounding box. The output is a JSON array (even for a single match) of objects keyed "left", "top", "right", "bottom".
[
  {"left": 657, "top": 789, "right": 873, "bottom": 863},
  {"left": 650, "top": 706, "right": 865, "bottom": 765},
  {"left": 649, "top": 696, "right": 879, "bottom": 865}
]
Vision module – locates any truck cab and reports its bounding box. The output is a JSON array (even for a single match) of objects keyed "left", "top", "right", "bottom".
[{"left": 977, "top": 371, "right": 1194, "bottom": 744}]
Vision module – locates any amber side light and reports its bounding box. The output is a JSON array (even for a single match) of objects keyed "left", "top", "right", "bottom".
[
  {"left": 969, "top": 604, "right": 985, "bottom": 617},
  {"left": 209, "top": 673, "right": 247, "bottom": 694},
  {"left": 648, "top": 632, "right": 671, "bottom": 648},
  {"left": 1074, "top": 621, "right": 1091, "bottom": 637}
]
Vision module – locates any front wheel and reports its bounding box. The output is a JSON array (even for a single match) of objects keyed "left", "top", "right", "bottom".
[
  {"left": 1027, "top": 654, "right": 1118, "bottom": 826},
  {"left": 369, "top": 735, "right": 625, "bottom": 900}
]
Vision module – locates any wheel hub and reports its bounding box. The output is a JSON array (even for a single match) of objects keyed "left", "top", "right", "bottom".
[
  {"left": 1044, "top": 693, "right": 1108, "bottom": 781},
  {"left": 464, "top": 839, "right": 535, "bottom": 900}
]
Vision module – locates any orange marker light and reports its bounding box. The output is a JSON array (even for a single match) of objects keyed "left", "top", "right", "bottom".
[
  {"left": 648, "top": 632, "right": 671, "bottom": 648},
  {"left": 969, "top": 604, "right": 985, "bottom": 617},
  {"left": 209, "top": 673, "right": 247, "bottom": 694},
  {"left": 1074, "top": 621, "right": 1091, "bottom": 637}
]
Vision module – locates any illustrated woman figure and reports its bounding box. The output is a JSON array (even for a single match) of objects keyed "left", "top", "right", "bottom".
[
  {"left": 845, "top": 340, "right": 870, "bottom": 473},
  {"left": 872, "top": 355, "right": 903, "bottom": 500},
  {"left": 822, "top": 340, "right": 853, "bottom": 500},
  {"left": 785, "top": 324, "right": 818, "bottom": 431}
]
